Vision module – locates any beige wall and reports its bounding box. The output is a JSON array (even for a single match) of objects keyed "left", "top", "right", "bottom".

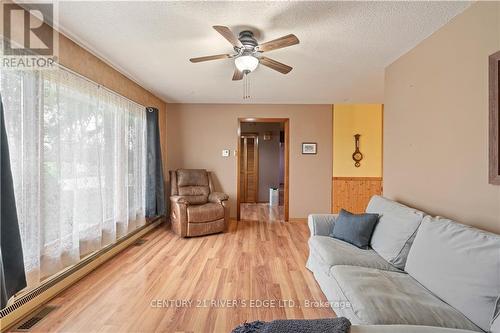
[
  {"left": 167, "top": 104, "right": 333, "bottom": 218},
  {"left": 384, "top": 2, "right": 500, "bottom": 234}
]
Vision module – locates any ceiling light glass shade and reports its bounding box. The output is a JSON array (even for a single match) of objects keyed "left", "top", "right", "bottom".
[{"left": 235, "top": 55, "right": 259, "bottom": 72}]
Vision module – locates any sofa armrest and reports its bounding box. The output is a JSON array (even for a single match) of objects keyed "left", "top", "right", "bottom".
[
  {"left": 308, "top": 214, "right": 338, "bottom": 236},
  {"left": 209, "top": 192, "right": 229, "bottom": 203}
]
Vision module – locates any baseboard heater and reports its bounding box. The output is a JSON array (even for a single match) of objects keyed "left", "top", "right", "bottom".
[{"left": 0, "top": 217, "right": 165, "bottom": 331}]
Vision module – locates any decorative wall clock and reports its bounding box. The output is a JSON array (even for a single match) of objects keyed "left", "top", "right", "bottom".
[{"left": 352, "top": 134, "right": 363, "bottom": 167}]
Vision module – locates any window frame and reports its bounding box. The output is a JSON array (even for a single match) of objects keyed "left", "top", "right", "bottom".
[{"left": 489, "top": 51, "right": 500, "bottom": 185}]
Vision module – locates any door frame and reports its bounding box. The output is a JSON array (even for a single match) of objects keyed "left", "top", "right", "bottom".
[{"left": 237, "top": 118, "right": 290, "bottom": 221}]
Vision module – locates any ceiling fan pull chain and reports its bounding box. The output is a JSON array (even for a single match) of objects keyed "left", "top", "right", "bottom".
[
  {"left": 243, "top": 73, "right": 251, "bottom": 100},
  {"left": 243, "top": 73, "right": 248, "bottom": 100},
  {"left": 240, "top": 71, "right": 252, "bottom": 100}
]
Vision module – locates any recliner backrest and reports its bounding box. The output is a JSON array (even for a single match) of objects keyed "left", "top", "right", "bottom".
[{"left": 171, "top": 169, "right": 211, "bottom": 204}]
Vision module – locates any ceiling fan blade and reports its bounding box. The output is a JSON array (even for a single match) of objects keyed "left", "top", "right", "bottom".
[
  {"left": 259, "top": 56, "right": 293, "bottom": 74},
  {"left": 213, "top": 25, "right": 243, "bottom": 48},
  {"left": 189, "top": 54, "right": 231, "bottom": 63},
  {"left": 232, "top": 68, "right": 244, "bottom": 81},
  {"left": 258, "top": 34, "right": 299, "bottom": 52}
]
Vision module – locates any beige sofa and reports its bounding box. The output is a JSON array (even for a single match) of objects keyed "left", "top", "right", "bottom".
[{"left": 307, "top": 196, "right": 500, "bottom": 333}]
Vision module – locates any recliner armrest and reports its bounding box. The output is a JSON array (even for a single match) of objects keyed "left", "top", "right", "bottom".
[
  {"left": 308, "top": 214, "right": 338, "bottom": 237},
  {"left": 170, "top": 196, "right": 188, "bottom": 205},
  {"left": 209, "top": 192, "right": 229, "bottom": 203},
  {"left": 170, "top": 196, "right": 188, "bottom": 237}
]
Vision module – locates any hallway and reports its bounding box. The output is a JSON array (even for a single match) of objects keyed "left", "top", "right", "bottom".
[{"left": 240, "top": 203, "right": 285, "bottom": 222}]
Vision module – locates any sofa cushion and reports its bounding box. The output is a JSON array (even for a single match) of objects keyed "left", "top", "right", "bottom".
[
  {"left": 187, "top": 203, "right": 224, "bottom": 223},
  {"left": 330, "top": 265, "right": 482, "bottom": 331},
  {"left": 330, "top": 209, "right": 379, "bottom": 248},
  {"left": 177, "top": 169, "right": 209, "bottom": 187},
  {"left": 308, "top": 236, "right": 401, "bottom": 276},
  {"left": 405, "top": 216, "right": 500, "bottom": 332},
  {"left": 366, "top": 196, "right": 424, "bottom": 269}
]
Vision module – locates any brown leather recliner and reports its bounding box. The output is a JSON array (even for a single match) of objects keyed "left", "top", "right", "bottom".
[{"left": 169, "top": 169, "right": 229, "bottom": 237}]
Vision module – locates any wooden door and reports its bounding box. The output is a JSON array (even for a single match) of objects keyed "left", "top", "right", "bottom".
[{"left": 240, "top": 134, "right": 259, "bottom": 203}]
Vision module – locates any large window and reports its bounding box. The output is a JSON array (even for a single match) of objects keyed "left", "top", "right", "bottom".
[{"left": 0, "top": 66, "right": 146, "bottom": 287}]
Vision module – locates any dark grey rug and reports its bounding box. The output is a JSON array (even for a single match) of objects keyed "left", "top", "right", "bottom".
[{"left": 231, "top": 317, "right": 351, "bottom": 333}]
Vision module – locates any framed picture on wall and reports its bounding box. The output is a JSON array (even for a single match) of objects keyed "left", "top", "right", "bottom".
[
  {"left": 302, "top": 142, "right": 317, "bottom": 155},
  {"left": 489, "top": 51, "right": 500, "bottom": 185}
]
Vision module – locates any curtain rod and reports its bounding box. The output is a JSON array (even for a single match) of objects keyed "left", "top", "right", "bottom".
[
  {"left": 1, "top": 36, "right": 148, "bottom": 110},
  {"left": 55, "top": 63, "right": 146, "bottom": 110}
]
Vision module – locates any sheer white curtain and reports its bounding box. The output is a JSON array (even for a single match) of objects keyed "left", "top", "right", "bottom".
[
  {"left": 99, "top": 88, "right": 146, "bottom": 244},
  {"left": 0, "top": 67, "right": 146, "bottom": 287}
]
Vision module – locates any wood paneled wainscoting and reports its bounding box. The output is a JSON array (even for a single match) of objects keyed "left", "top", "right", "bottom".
[{"left": 332, "top": 177, "right": 383, "bottom": 213}]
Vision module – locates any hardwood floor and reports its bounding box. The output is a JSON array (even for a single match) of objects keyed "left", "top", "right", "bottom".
[
  {"left": 240, "top": 203, "right": 285, "bottom": 222},
  {"left": 14, "top": 219, "right": 334, "bottom": 333}
]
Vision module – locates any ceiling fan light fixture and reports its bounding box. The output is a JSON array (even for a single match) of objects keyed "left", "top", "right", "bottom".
[{"left": 235, "top": 55, "right": 259, "bottom": 73}]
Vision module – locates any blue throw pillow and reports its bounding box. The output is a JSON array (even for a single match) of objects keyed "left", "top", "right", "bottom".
[{"left": 330, "top": 209, "right": 379, "bottom": 249}]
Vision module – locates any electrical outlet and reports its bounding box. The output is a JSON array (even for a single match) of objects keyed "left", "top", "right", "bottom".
[{"left": 222, "top": 149, "right": 230, "bottom": 157}]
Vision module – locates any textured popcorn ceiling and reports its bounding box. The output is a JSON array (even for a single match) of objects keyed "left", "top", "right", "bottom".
[{"left": 57, "top": 1, "right": 471, "bottom": 104}]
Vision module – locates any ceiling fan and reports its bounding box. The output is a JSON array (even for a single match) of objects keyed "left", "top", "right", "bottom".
[{"left": 189, "top": 26, "right": 299, "bottom": 81}]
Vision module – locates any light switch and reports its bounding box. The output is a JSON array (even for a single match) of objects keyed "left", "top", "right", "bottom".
[{"left": 222, "top": 149, "right": 230, "bottom": 157}]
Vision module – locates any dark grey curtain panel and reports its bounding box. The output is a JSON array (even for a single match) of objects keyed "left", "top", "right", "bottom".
[
  {"left": 145, "top": 107, "right": 166, "bottom": 217},
  {"left": 0, "top": 96, "right": 27, "bottom": 309}
]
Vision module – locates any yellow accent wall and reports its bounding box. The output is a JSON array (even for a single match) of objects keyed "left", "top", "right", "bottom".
[{"left": 333, "top": 104, "right": 383, "bottom": 177}]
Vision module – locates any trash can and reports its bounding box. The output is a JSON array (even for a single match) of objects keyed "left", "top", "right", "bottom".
[{"left": 269, "top": 187, "right": 279, "bottom": 206}]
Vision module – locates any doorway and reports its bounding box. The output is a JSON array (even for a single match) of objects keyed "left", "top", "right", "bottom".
[{"left": 237, "top": 118, "right": 289, "bottom": 221}]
